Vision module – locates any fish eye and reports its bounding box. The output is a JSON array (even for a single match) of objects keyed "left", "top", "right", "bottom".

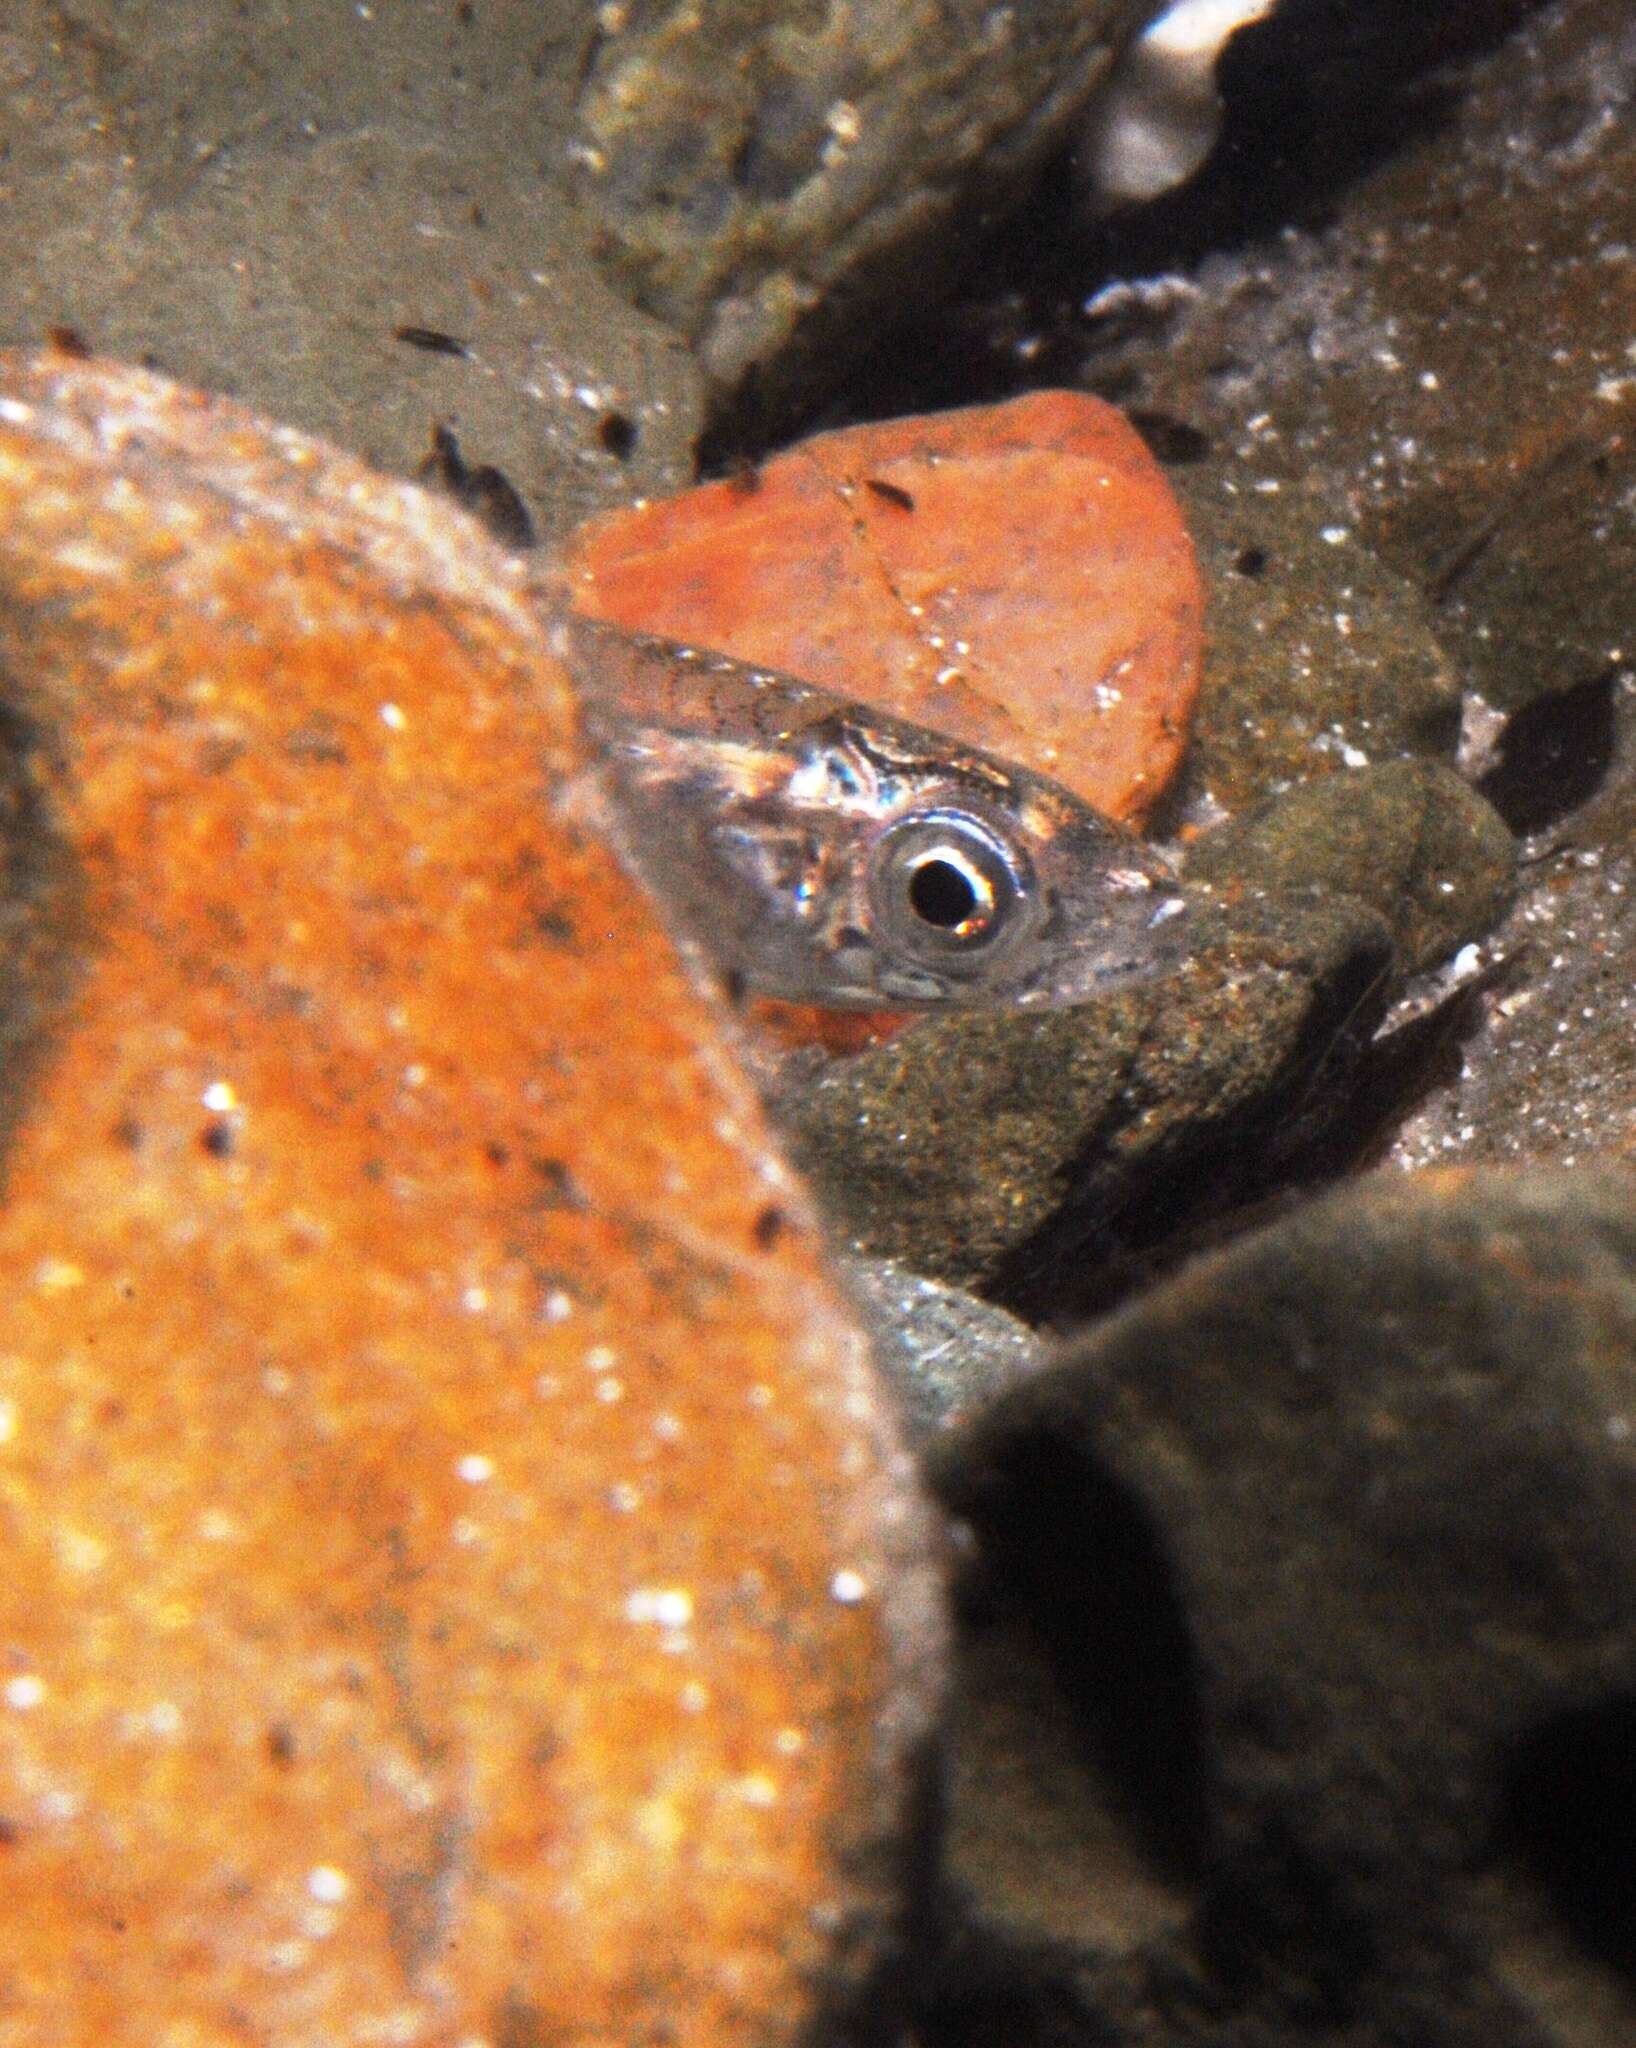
[
  {"left": 870, "top": 809, "right": 1032, "bottom": 959},
  {"left": 906, "top": 848, "right": 990, "bottom": 932}
]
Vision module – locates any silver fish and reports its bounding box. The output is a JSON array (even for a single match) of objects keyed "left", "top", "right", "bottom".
[{"left": 563, "top": 615, "right": 1189, "bottom": 1011}]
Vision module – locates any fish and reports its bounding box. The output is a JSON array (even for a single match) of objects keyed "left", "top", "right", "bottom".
[{"left": 561, "top": 615, "right": 1190, "bottom": 1011}]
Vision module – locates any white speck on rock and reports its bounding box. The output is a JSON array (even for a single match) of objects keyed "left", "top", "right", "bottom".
[{"left": 626, "top": 1586, "right": 694, "bottom": 1628}]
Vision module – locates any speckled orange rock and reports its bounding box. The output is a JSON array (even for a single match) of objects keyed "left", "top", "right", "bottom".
[
  {"left": 0, "top": 352, "right": 939, "bottom": 2047},
  {"left": 566, "top": 390, "right": 1205, "bottom": 824}
]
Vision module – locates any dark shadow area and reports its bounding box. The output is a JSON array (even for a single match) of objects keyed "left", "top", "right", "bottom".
[
  {"left": 0, "top": 671, "right": 84, "bottom": 1190},
  {"left": 1476, "top": 668, "right": 1619, "bottom": 836},
  {"left": 798, "top": 1729, "right": 951, "bottom": 2048},
  {"left": 1498, "top": 1696, "right": 1636, "bottom": 1984},
  {"left": 905, "top": 1912, "right": 1124, "bottom": 2048},
  {"left": 1325, "top": 959, "right": 1512, "bottom": 1154},
  {"left": 1184, "top": 1820, "right": 1390, "bottom": 2034},
  {"left": 1091, "top": 0, "right": 1542, "bottom": 274},
  {"left": 702, "top": 0, "right": 1546, "bottom": 463},
  {"left": 931, "top": 1423, "right": 1213, "bottom": 1886},
  {"left": 926, "top": 1420, "right": 1392, "bottom": 2034}
]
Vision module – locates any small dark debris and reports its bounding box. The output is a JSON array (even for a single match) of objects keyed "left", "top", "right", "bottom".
[
  {"left": 864, "top": 477, "right": 916, "bottom": 512},
  {"left": 597, "top": 410, "right": 638, "bottom": 460},
  {"left": 265, "top": 1724, "right": 297, "bottom": 1767},
  {"left": 1234, "top": 545, "right": 1271, "bottom": 577},
  {"left": 200, "top": 1121, "right": 235, "bottom": 1159},
  {"left": 46, "top": 324, "right": 92, "bottom": 358},
  {"left": 111, "top": 1115, "right": 144, "bottom": 1150},
  {"left": 283, "top": 724, "right": 350, "bottom": 766},
  {"left": 532, "top": 1156, "right": 588, "bottom": 1211},
  {"left": 1477, "top": 667, "right": 1617, "bottom": 834},
  {"left": 752, "top": 1204, "right": 788, "bottom": 1250},
  {"left": 461, "top": 467, "right": 534, "bottom": 547},
  {"left": 416, "top": 423, "right": 536, "bottom": 549},
  {"left": 1129, "top": 412, "right": 1212, "bottom": 465},
  {"left": 394, "top": 325, "right": 471, "bottom": 359}
]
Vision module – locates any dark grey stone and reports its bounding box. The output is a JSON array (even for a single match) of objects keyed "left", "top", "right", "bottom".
[{"left": 931, "top": 1163, "right": 1636, "bottom": 2045}]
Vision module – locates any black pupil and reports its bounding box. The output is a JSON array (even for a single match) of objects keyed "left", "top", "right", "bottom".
[{"left": 908, "top": 855, "right": 982, "bottom": 930}]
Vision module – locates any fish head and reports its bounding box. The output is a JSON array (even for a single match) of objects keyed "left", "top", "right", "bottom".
[
  {"left": 687, "top": 718, "right": 1189, "bottom": 1009},
  {"left": 564, "top": 618, "right": 1190, "bottom": 1012},
  {"left": 848, "top": 774, "right": 1188, "bottom": 1007}
]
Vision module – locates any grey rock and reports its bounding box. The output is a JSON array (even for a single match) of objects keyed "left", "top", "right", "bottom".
[
  {"left": 1166, "top": 478, "right": 1464, "bottom": 822},
  {"left": 573, "top": 0, "right": 1156, "bottom": 410},
  {"left": 779, "top": 890, "right": 1394, "bottom": 1301},
  {"left": 1186, "top": 757, "right": 1516, "bottom": 975},
  {"left": 842, "top": 1255, "right": 1048, "bottom": 1448},
  {"left": 931, "top": 1163, "right": 1636, "bottom": 2045},
  {"left": 1390, "top": 837, "right": 1636, "bottom": 1175},
  {"left": 1090, "top": 0, "right": 1636, "bottom": 716},
  {"left": 1047, "top": 0, "right": 1636, "bottom": 1194}
]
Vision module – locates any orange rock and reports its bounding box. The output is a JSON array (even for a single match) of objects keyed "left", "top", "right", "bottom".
[
  {"left": 744, "top": 999, "right": 916, "bottom": 1057},
  {"left": 566, "top": 390, "right": 1205, "bottom": 825},
  {"left": 0, "top": 352, "right": 939, "bottom": 2044}
]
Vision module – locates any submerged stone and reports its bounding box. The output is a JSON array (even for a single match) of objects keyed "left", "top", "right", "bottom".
[
  {"left": 936, "top": 1163, "right": 1636, "bottom": 2044},
  {"left": 1186, "top": 757, "right": 1516, "bottom": 974},
  {"left": 0, "top": 349, "right": 941, "bottom": 2046},
  {"left": 568, "top": 390, "right": 1205, "bottom": 825}
]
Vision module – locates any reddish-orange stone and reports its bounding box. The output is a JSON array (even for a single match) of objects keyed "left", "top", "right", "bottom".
[
  {"left": 566, "top": 390, "right": 1205, "bottom": 824},
  {"left": 0, "top": 353, "right": 938, "bottom": 2044},
  {"left": 743, "top": 999, "right": 915, "bottom": 1056}
]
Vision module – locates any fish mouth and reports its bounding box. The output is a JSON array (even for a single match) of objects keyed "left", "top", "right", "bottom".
[{"left": 1014, "top": 876, "right": 1194, "bottom": 1007}]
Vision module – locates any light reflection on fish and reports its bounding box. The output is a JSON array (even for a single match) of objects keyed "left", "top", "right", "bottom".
[{"left": 563, "top": 615, "right": 1190, "bottom": 1011}]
